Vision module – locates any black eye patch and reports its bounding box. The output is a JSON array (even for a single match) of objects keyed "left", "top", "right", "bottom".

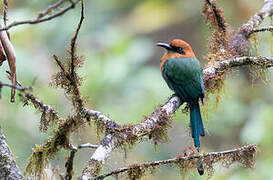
[{"left": 170, "top": 46, "right": 186, "bottom": 55}]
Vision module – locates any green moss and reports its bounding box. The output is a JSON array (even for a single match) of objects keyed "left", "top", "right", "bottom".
[
  {"left": 249, "top": 64, "right": 270, "bottom": 84},
  {"left": 83, "top": 159, "right": 103, "bottom": 177},
  {"left": 25, "top": 120, "right": 72, "bottom": 176},
  {"left": 149, "top": 111, "right": 172, "bottom": 146}
]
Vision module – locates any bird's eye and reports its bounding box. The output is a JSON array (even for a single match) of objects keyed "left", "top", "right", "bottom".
[{"left": 177, "top": 47, "right": 185, "bottom": 55}]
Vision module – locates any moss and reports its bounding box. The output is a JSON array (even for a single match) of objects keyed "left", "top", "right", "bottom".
[
  {"left": 114, "top": 125, "right": 139, "bottom": 151},
  {"left": 149, "top": 111, "right": 172, "bottom": 146},
  {"left": 82, "top": 159, "right": 102, "bottom": 177},
  {"left": 127, "top": 165, "right": 146, "bottom": 180},
  {"left": 249, "top": 65, "right": 270, "bottom": 84},
  {"left": 249, "top": 34, "right": 259, "bottom": 56},
  {"left": 25, "top": 118, "right": 74, "bottom": 176}
]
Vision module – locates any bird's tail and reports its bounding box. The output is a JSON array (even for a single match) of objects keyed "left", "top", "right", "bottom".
[{"left": 189, "top": 101, "right": 205, "bottom": 148}]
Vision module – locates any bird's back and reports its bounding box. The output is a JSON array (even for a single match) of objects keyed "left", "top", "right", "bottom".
[{"left": 161, "top": 57, "right": 204, "bottom": 102}]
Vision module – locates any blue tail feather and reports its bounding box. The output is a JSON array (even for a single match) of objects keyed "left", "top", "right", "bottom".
[
  {"left": 190, "top": 102, "right": 205, "bottom": 148},
  {"left": 197, "top": 104, "right": 205, "bottom": 136}
]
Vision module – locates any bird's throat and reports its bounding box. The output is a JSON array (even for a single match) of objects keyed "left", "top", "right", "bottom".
[{"left": 160, "top": 52, "right": 196, "bottom": 69}]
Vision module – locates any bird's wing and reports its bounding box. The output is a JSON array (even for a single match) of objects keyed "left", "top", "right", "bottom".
[{"left": 162, "top": 57, "right": 204, "bottom": 101}]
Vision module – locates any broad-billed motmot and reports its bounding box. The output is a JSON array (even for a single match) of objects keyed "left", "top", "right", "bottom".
[{"left": 157, "top": 39, "right": 205, "bottom": 150}]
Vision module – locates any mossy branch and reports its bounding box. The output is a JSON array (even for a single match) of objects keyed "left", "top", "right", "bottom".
[
  {"left": 0, "top": 0, "right": 272, "bottom": 179},
  {"left": 0, "top": 81, "right": 61, "bottom": 132},
  {"left": 93, "top": 144, "right": 257, "bottom": 180},
  {"left": 232, "top": 0, "right": 273, "bottom": 55},
  {"left": 0, "top": 126, "right": 24, "bottom": 179},
  {"left": 241, "top": 0, "right": 273, "bottom": 33},
  {"left": 80, "top": 55, "right": 272, "bottom": 178},
  {"left": 65, "top": 143, "right": 98, "bottom": 180},
  {"left": 203, "top": 0, "right": 228, "bottom": 32}
]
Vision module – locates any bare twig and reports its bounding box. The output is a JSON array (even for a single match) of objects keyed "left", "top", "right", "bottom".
[
  {"left": 79, "top": 143, "right": 99, "bottom": 149},
  {"left": 0, "top": 126, "right": 24, "bottom": 179},
  {"left": 93, "top": 145, "right": 257, "bottom": 180},
  {"left": 0, "top": 0, "right": 81, "bottom": 32},
  {"left": 3, "top": 0, "right": 8, "bottom": 27},
  {"left": 0, "top": 81, "right": 24, "bottom": 91},
  {"left": 247, "top": 26, "right": 273, "bottom": 37},
  {"left": 38, "top": 0, "right": 67, "bottom": 19}
]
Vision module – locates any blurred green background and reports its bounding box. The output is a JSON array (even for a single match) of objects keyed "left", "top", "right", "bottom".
[{"left": 0, "top": 0, "right": 273, "bottom": 179}]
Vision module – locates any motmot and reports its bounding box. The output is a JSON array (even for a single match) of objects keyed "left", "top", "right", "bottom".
[{"left": 157, "top": 39, "right": 205, "bottom": 150}]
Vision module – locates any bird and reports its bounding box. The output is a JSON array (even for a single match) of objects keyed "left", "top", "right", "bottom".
[{"left": 157, "top": 39, "right": 205, "bottom": 150}]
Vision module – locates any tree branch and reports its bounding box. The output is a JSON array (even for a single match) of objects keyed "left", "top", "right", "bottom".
[
  {"left": 70, "top": 0, "right": 84, "bottom": 77},
  {"left": 242, "top": 0, "right": 273, "bottom": 32},
  {"left": 65, "top": 143, "right": 98, "bottom": 180},
  {"left": 0, "top": 80, "right": 61, "bottom": 132},
  {"left": 204, "top": 0, "right": 227, "bottom": 32},
  {"left": 0, "top": 126, "right": 24, "bottom": 179},
  {"left": 247, "top": 26, "right": 273, "bottom": 37},
  {"left": 80, "top": 55, "right": 272, "bottom": 179},
  {"left": 94, "top": 144, "right": 257, "bottom": 180},
  {"left": 0, "top": 0, "right": 81, "bottom": 32},
  {"left": 232, "top": 0, "right": 273, "bottom": 54}
]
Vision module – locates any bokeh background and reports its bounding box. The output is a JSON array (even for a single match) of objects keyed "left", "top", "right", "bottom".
[{"left": 0, "top": 0, "right": 273, "bottom": 179}]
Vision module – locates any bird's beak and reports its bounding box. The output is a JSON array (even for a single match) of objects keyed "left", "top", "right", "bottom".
[{"left": 156, "top": 42, "right": 172, "bottom": 50}]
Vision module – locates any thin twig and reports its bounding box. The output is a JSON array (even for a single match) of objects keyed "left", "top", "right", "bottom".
[
  {"left": 79, "top": 143, "right": 99, "bottom": 149},
  {"left": 3, "top": 0, "right": 8, "bottom": 27},
  {"left": 53, "top": 54, "right": 66, "bottom": 72},
  {"left": 70, "top": 0, "right": 84, "bottom": 77},
  {"left": 0, "top": 81, "right": 23, "bottom": 91},
  {"left": 38, "top": 0, "right": 67, "bottom": 19},
  {"left": 247, "top": 26, "right": 273, "bottom": 37},
  {"left": 93, "top": 144, "right": 257, "bottom": 180},
  {"left": 0, "top": 0, "right": 81, "bottom": 32}
]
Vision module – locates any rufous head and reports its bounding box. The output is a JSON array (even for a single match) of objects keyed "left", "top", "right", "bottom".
[{"left": 157, "top": 39, "right": 196, "bottom": 69}]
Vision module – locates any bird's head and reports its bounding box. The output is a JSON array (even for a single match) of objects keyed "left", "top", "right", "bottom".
[
  {"left": 157, "top": 39, "right": 195, "bottom": 58},
  {"left": 157, "top": 39, "right": 196, "bottom": 69}
]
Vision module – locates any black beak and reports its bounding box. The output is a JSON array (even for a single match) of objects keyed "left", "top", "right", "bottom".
[{"left": 156, "top": 42, "right": 172, "bottom": 50}]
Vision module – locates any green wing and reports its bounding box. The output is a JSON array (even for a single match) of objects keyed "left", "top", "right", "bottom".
[{"left": 162, "top": 57, "right": 204, "bottom": 102}]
